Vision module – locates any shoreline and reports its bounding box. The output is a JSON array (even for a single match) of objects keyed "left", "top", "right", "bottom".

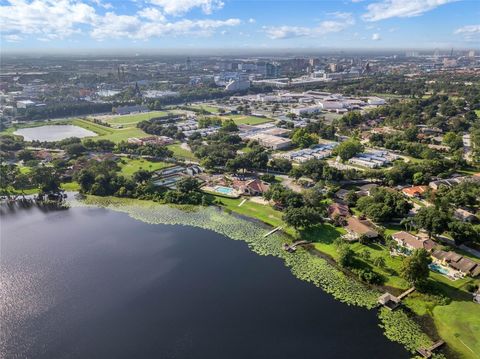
[{"left": 71, "top": 195, "right": 438, "bottom": 357}]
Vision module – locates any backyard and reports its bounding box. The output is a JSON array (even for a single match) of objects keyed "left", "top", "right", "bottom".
[{"left": 119, "top": 158, "right": 170, "bottom": 177}]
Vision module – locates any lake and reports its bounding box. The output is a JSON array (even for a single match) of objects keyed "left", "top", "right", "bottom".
[
  {"left": 0, "top": 204, "right": 408, "bottom": 359},
  {"left": 13, "top": 125, "right": 97, "bottom": 141}
]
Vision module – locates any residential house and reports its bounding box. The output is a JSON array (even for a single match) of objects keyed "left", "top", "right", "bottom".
[
  {"left": 335, "top": 188, "right": 350, "bottom": 201},
  {"left": 327, "top": 202, "right": 350, "bottom": 220},
  {"left": 453, "top": 208, "right": 478, "bottom": 223},
  {"left": 234, "top": 179, "right": 270, "bottom": 196},
  {"left": 431, "top": 250, "right": 480, "bottom": 277},
  {"left": 391, "top": 231, "right": 437, "bottom": 254},
  {"left": 344, "top": 217, "right": 379, "bottom": 241},
  {"left": 356, "top": 183, "right": 378, "bottom": 197},
  {"left": 402, "top": 186, "right": 428, "bottom": 198}
]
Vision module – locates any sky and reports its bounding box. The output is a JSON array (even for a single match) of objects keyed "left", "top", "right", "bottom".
[{"left": 1, "top": 0, "right": 479, "bottom": 51}]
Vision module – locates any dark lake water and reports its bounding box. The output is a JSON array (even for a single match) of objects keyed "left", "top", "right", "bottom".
[{"left": 0, "top": 204, "right": 408, "bottom": 359}]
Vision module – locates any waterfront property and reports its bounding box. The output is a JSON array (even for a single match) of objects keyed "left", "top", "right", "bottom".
[
  {"left": 152, "top": 165, "right": 203, "bottom": 189},
  {"left": 391, "top": 231, "right": 437, "bottom": 255},
  {"left": 431, "top": 249, "right": 480, "bottom": 278},
  {"left": 343, "top": 217, "right": 379, "bottom": 241}
]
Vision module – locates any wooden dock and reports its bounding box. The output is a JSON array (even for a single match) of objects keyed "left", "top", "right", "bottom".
[
  {"left": 397, "top": 287, "right": 416, "bottom": 300},
  {"left": 417, "top": 340, "right": 445, "bottom": 358},
  {"left": 283, "top": 240, "right": 309, "bottom": 252},
  {"left": 264, "top": 227, "right": 282, "bottom": 238},
  {"left": 378, "top": 287, "right": 415, "bottom": 310}
]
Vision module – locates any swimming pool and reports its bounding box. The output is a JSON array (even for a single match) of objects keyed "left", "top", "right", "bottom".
[
  {"left": 429, "top": 263, "right": 450, "bottom": 275},
  {"left": 215, "top": 186, "right": 235, "bottom": 195}
]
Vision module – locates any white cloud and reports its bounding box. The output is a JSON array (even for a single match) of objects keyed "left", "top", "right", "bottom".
[
  {"left": 91, "top": 15, "right": 240, "bottom": 40},
  {"left": 0, "top": 0, "right": 239, "bottom": 42},
  {"left": 362, "top": 0, "right": 457, "bottom": 22},
  {"left": 149, "top": 0, "right": 224, "bottom": 15},
  {"left": 248, "top": 18, "right": 255, "bottom": 24},
  {"left": 0, "top": 0, "right": 97, "bottom": 40},
  {"left": 138, "top": 7, "right": 165, "bottom": 21},
  {"left": 372, "top": 33, "right": 381, "bottom": 40},
  {"left": 264, "top": 12, "right": 355, "bottom": 39},
  {"left": 91, "top": 0, "right": 112, "bottom": 9},
  {"left": 454, "top": 24, "right": 480, "bottom": 41},
  {"left": 4, "top": 34, "right": 23, "bottom": 42}
]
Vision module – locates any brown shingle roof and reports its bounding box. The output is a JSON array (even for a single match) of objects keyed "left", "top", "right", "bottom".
[
  {"left": 392, "top": 231, "right": 437, "bottom": 251},
  {"left": 450, "top": 258, "right": 477, "bottom": 273},
  {"left": 328, "top": 202, "right": 350, "bottom": 218},
  {"left": 346, "top": 217, "right": 378, "bottom": 238}
]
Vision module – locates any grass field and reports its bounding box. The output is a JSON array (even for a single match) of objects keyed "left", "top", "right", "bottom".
[
  {"left": 475, "top": 110, "right": 480, "bottom": 118},
  {"left": 433, "top": 301, "right": 480, "bottom": 358},
  {"left": 223, "top": 115, "right": 273, "bottom": 125},
  {"left": 69, "top": 119, "right": 148, "bottom": 143},
  {"left": 100, "top": 111, "right": 170, "bottom": 126},
  {"left": 119, "top": 158, "right": 170, "bottom": 177},
  {"left": 190, "top": 104, "right": 221, "bottom": 113},
  {"left": 166, "top": 143, "right": 197, "bottom": 161}
]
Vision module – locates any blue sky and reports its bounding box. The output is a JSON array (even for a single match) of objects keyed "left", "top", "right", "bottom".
[{"left": 1, "top": 0, "right": 479, "bottom": 50}]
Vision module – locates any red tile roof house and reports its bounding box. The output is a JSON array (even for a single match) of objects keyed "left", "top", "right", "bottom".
[
  {"left": 234, "top": 179, "right": 270, "bottom": 196},
  {"left": 343, "top": 217, "right": 379, "bottom": 242},
  {"left": 391, "top": 231, "right": 437, "bottom": 255},
  {"left": 327, "top": 202, "right": 350, "bottom": 220},
  {"left": 401, "top": 186, "right": 428, "bottom": 198}
]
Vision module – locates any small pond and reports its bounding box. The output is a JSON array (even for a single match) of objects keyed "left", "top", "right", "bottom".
[{"left": 14, "top": 125, "right": 97, "bottom": 141}]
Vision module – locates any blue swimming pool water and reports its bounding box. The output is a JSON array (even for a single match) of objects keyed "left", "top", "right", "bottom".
[
  {"left": 215, "top": 186, "right": 234, "bottom": 195},
  {"left": 429, "top": 263, "right": 449, "bottom": 275}
]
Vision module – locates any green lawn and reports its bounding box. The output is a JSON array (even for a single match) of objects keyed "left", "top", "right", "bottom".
[
  {"left": 61, "top": 181, "right": 80, "bottom": 191},
  {"left": 167, "top": 143, "right": 197, "bottom": 161},
  {"left": 217, "top": 197, "right": 285, "bottom": 229},
  {"left": 190, "top": 104, "right": 221, "bottom": 114},
  {"left": 223, "top": 115, "right": 273, "bottom": 125},
  {"left": 71, "top": 119, "right": 114, "bottom": 136},
  {"left": 433, "top": 301, "right": 480, "bottom": 358},
  {"left": 475, "top": 110, "right": 480, "bottom": 117},
  {"left": 101, "top": 111, "right": 170, "bottom": 126},
  {"left": 119, "top": 158, "right": 170, "bottom": 177}
]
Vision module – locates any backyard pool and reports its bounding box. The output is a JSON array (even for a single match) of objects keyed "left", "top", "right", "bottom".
[
  {"left": 429, "top": 263, "right": 450, "bottom": 276},
  {"left": 215, "top": 186, "right": 235, "bottom": 196}
]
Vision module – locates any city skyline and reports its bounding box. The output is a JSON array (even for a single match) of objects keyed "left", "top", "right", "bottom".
[{"left": 1, "top": 0, "right": 479, "bottom": 51}]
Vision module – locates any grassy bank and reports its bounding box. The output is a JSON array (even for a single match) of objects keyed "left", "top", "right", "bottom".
[{"left": 214, "top": 195, "right": 479, "bottom": 358}]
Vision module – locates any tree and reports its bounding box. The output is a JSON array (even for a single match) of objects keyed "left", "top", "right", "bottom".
[
  {"left": 414, "top": 207, "right": 450, "bottom": 238},
  {"left": 12, "top": 173, "right": 31, "bottom": 195},
  {"left": 31, "top": 166, "right": 61, "bottom": 194},
  {"left": 291, "top": 128, "right": 318, "bottom": 149},
  {"left": 133, "top": 169, "right": 152, "bottom": 184},
  {"left": 176, "top": 177, "right": 200, "bottom": 194},
  {"left": 442, "top": 131, "right": 463, "bottom": 150},
  {"left": 338, "top": 244, "right": 355, "bottom": 268},
  {"left": 282, "top": 206, "right": 322, "bottom": 232},
  {"left": 448, "top": 220, "right": 479, "bottom": 246},
  {"left": 0, "top": 164, "right": 20, "bottom": 196},
  {"left": 269, "top": 158, "right": 292, "bottom": 173},
  {"left": 333, "top": 139, "right": 363, "bottom": 161},
  {"left": 65, "top": 143, "right": 86, "bottom": 157},
  {"left": 345, "top": 190, "right": 358, "bottom": 207},
  {"left": 401, "top": 249, "right": 432, "bottom": 287},
  {"left": 16, "top": 149, "right": 35, "bottom": 162}
]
